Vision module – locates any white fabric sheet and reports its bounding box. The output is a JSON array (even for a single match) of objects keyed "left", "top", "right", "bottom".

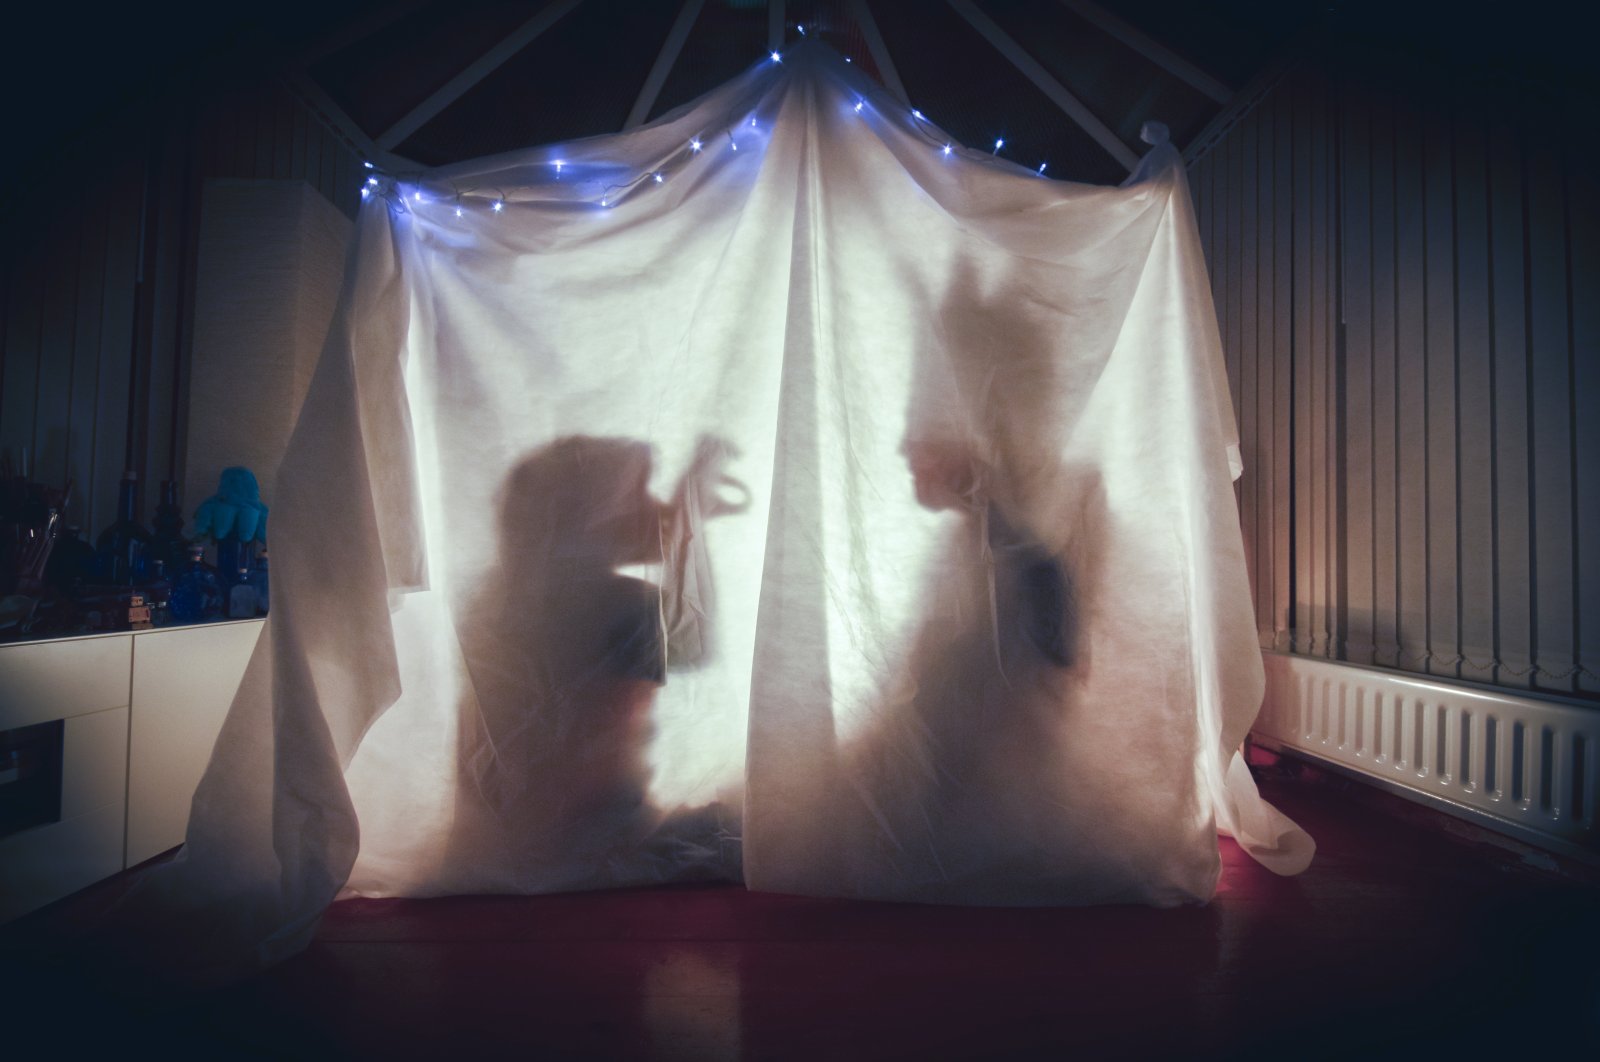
[{"left": 119, "top": 43, "right": 1311, "bottom": 981}]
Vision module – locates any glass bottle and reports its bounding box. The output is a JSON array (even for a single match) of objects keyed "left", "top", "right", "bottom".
[
  {"left": 216, "top": 537, "right": 253, "bottom": 590},
  {"left": 245, "top": 549, "right": 269, "bottom": 614},
  {"left": 169, "top": 544, "right": 223, "bottom": 624},
  {"left": 147, "top": 479, "right": 188, "bottom": 573},
  {"left": 227, "top": 569, "right": 258, "bottom": 619},
  {"left": 95, "top": 471, "right": 150, "bottom": 585}
]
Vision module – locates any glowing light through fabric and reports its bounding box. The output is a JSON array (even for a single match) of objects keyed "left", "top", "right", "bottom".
[{"left": 126, "top": 42, "right": 1312, "bottom": 981}]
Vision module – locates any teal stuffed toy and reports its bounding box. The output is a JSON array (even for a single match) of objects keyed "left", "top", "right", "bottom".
[{"left": 193, "top": 467, "right": 269, "bottom": 542}]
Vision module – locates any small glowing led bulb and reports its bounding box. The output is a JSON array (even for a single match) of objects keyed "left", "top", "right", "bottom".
[
  {"left": 360, "top": 186, "right": 371, "bottom": 199},
  {"left": 993, "top": 138, "right": 1005, "bottom": 153},
  {"left": 1037, "top": 162, "right": 1047, "bottom": 174},
  {"left": 912, "top": 109, "right": 925, "bottom": 120},
  {"left": 413, "top": 191, "right": 423, "bottom": 202},
  {"left": 653, "top": 173, "right": 664, "bottom": 183},
  {"left": 770, "top": 51, "right": 782, "bottom": 62},
  {"left": 942, "top": 143, "right": 952, "bottom": 156},
  {"left": 491, "top": 200, "right": 504, "bottom": 213},
  {"left": 454, "top": 205, "right": 464, "bottom": 216},
  {"left": 854, "top": 100, "right": 863, "bottom": 113},
  {"left": 690, "top": 138, "right": 703, "bottom": 152},
  {"left": 554, "top": 159, "right": 564, "bottom": 173},
  {"left": 363, "top": 161, "right": 374, "bottom": 169}
]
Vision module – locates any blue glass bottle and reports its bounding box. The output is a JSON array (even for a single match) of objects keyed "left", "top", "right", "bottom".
[
  {"left": 216, "top": 538, "right": 254, "bottom": 592},
  {"left": 227, "top": 569, "right": 258, "bottom": 618},
  {"left": 95, "top": 472, "right": 150, "bottom": 585},
  {"left": 169, "top": 544, "right": 223, "bottom": 624},
  {"left": 147, "top": 480, "right": 189, "bottom": 574},
  {"left": 245, "top": 549, "right": 269, "bottom": 614}
]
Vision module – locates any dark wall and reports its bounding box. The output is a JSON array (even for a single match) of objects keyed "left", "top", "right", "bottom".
[
  {"left": 0, "top": 52, "right": 365, "bottom": 541},
  {"left": 1188, "top": 26, "right": 1599, "bottom": 700}
]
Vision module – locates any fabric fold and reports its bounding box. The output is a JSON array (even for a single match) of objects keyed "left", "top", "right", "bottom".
[{"left": 95, "top": 40, "right": 1310, "bottom": 981}]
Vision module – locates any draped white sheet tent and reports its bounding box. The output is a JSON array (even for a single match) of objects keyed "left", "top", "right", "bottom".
[{"left": 115, "top": 41, "right": 1311, "bottom": 981}]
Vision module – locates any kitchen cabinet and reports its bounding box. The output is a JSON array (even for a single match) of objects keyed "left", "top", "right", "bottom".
[{"left": 0, "top": 618, "right": 263, "bottom": 921}]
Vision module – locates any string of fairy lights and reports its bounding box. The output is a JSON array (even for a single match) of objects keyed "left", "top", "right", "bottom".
[{"left": 359, "top": 30, "right": 1059, "bottom": 217}]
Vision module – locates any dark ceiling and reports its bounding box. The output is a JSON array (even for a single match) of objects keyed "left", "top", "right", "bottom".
[
  {"left": 8, "top": 1, "right": 1327, "bottom": 188},
  {"left": 7, "top": 1, "right": 1591, "bottom": 190}
]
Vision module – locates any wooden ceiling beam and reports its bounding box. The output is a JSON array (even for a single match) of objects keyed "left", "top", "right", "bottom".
[
  {"left": 847, "top": 0, "right": 908, "bottom": 105},
  {"left": 375, "top": 0, "right": 586, "bottom": 151},
  {"left": 1058, "top": 0, "right": 1233, "bottom": 105},
  {"left": 946, "top": 0, "right": 1138, "bottom": 172},
  {"left": 282, "top": 68, "right": 410, "bottom": 173},
  {"left": 625, "top": 0, "right": 705, "bottom": 130}
]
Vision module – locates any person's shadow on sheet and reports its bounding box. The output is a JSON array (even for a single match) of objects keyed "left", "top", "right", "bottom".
[
  {"left": 820, "top": 254, "right": 1122, "bottom": 903},
  {"left": 832, "top": 449, "right": 1106, "bottom": 903},
  {"left": 444, "top": 434, "right": 746, "bottom": 892}
]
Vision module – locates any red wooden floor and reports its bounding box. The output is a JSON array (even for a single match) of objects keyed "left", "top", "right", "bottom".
[{"left": 5, "top": 761, "right": 1598, "bottom": 1060}]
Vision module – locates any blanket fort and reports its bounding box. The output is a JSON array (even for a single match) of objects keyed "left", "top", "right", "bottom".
[{"left": 126, "top": 41, "right": 1312, "bottom": 980}]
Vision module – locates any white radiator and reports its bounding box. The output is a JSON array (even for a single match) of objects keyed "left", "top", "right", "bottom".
[{"left": 1253, "top": 651, "right": 1600, "bottom": 862}]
